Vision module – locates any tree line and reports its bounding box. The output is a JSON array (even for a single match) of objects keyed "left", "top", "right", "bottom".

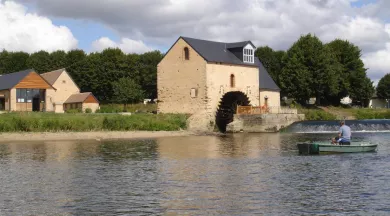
[
  {"left": 0, "top": 49, "right": 163, "bottom": 103},
  {"left": 0, "top": 33, "right": 382, "bottom": 106},
  {"left": 256, "top": 34, "right": 375, "bottom": 107}
]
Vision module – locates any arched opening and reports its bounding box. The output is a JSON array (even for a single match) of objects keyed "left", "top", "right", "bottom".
[
  {"left": 216, "top": 91, "right": 251, "bottom": 133},
  {"left": 230, "top": 74, "right": 235, "bottom": 88},
  {"left": 184, "top": 47, "right": 189, "bottom": 60}
]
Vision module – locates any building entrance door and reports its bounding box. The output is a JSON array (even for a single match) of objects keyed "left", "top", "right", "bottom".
[
  {"left": 33, "top": 98, "right": 40, "bottom": 111},
  {"left": 0, "top": 97, "right": 4, "bottom": 111}
]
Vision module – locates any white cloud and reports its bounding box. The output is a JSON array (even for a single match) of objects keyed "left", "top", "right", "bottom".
[
  {"left": 0, "top": 1, "right": 77, "bottom": 53},
  {"left": 362, "top": 24, "right": 390, "bottom": 82},
  {"left": 91, "top": 37, "right": 153, "bottom": 54}
]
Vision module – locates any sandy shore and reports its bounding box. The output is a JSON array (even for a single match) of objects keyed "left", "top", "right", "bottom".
[{"left": 0, "top": 130, "right": 199, "bottom": 142}]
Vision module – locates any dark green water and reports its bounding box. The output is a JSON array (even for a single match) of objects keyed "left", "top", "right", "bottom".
[{"left": 0, "top": 131, "right": 390, "bottom": 215}]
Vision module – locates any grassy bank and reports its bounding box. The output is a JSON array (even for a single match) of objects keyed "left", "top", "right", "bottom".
[
  {"left": 0, "top": 112, "right": 188, "bottom": 132},
  {"left": 298, "top": 106, "right": 390, "bottom": 120},
  {"left": 298, "top": 108, "right": 337, "bottom": 120},
  {"left": 97, "top": 103, "right": 157, "bottom": 113}
]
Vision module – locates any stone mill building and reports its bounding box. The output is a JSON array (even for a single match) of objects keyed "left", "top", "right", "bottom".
[{"left": 157, "top": 36, "right": 282, "bottom": 132}]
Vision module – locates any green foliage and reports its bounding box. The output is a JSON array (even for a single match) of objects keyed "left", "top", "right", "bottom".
[
  {"left": 65, "top": 108, "right": 82, "bottom": 113},
  {"left": 376, "top": 74, "right": 390, "bottom": 99},
  {"left": 112, "top": 77, "right": 145, "bottom": 105},
  {"left": 326, "top": 39, "right": 374, "bottom": 105},
  {"left": 26, "top": 51, "right": 52, "bottom": 73},
  {"left": 0, "top": 48, "right": 162, "bottom": 104},
  {"left": 85, "top": 108, "right": 92, "bottom": 113},
  {"left": 0, "top": 50, "right": 30, "bottom": 74},
  {"left": 353, "top": 109, "right": 390, "bottom": 120},
  {"left": 279, "top": 34, "right": 342, "bottom": 105},
  {"left": 298, "top": 108, "right": 337, "bottom": 120},
  {"left": 255, "top": 46, "right": 285, "bottom": 90},
  {"left": 0, "top": 112, "right": 187, "bottom": 132},
  {"left": 96, "top": 103, "right": 157, "bottom": 113}
]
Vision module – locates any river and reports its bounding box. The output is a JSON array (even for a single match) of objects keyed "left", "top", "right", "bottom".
[{"left": 1, "top": 120, "right": 390, "bottom": 215}]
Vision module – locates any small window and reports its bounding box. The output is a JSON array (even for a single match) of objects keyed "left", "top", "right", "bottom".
[
  {"left": 184, "top": 47, "right": 189, "bottom": 60},
  {"left": 230, "top": 74, "right": 235, "bottom": 88},
  {"left": 62, "top": 80, "right": 66, "bottom": 84},
  {"left": 190, "top": 88, "right": 197, "bottom": 98}
]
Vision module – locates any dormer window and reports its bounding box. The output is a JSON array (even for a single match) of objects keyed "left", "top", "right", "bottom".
[{"left": 243, "top": 47, "right": 254, "bottom": 63}]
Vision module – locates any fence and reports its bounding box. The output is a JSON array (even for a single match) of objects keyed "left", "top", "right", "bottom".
[{"left": 236, "top": 106, "right": 298, "bottom": 115}]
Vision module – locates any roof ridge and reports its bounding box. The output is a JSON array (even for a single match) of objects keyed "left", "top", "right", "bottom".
[
  {"left": 41, "top": 68, "right": 65, "bottom": 75},
  {"left": 182, "top": 36, "right": 251, "bottom": 45}
]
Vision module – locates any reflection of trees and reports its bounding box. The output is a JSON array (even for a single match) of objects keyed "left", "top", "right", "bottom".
[{"left": 97, "top": 139, "right": 158, "bottom": 161}]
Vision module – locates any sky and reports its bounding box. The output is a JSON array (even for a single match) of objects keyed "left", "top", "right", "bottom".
[{"left": 0, "top": 0, "right": 389, "bottom": 83}]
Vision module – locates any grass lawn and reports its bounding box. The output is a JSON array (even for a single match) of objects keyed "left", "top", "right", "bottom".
[{"left": 0, "top": 112, "right": 188, "bottom": 132}]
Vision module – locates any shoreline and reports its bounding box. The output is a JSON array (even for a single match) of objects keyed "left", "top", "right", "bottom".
[{"left": 0, "top": 130, "right": 202, "bottom": 142}]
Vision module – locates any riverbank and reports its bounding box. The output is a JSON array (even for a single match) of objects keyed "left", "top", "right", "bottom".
[
  {"left": 0, "top": 112, "right": 188, "bottom": 132},
  {"left": 298, "top": 106, "right": 390, "bottom": 120},
  {"left": 0, "top": 131, "right": 199, "bottom": 142}
]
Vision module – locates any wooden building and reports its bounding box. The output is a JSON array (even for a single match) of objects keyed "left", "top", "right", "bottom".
[
  {"left": 0, "top": 69, "right": 55, "bottom": 112},
  {"left": 0, "top": 68, "right": 100, "bottom": 113}
]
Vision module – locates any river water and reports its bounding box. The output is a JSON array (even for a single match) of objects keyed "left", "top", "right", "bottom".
[{"left": 1, "top": 121, "right": 390, "bottom": 215}]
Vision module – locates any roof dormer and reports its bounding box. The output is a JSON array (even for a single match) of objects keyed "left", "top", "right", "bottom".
[{"left": 243, "top": 43, "right": 254, "bottom": 64}]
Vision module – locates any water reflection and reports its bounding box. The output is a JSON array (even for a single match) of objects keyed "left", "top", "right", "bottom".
[{"left": 0, "top": 132, "right": 389, "bottom": 215}]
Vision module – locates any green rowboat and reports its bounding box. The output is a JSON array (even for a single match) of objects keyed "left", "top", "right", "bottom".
[{"left": 297, "top": 142, "right": 378, "bottom": 155}]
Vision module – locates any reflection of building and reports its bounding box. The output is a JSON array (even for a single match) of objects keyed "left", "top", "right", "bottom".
[{"left": 0, "top": 68, "right": 99, "bottom": 113}]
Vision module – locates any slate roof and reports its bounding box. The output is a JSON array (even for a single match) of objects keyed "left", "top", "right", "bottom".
[
  {"left": 257, "top": 60, "right": 280, "bottom": 91},
  {"left": 180, "top": 36, "right": 280, "bottom": 91},
  {"left": 41, "top": 68, "right": 65, "bottom": 85},
  {"left": 0, "top": 69, "right": 34, "bottom": 91},
  {"left": 64, "top": 92, "right": 97, "bottom": 104}
]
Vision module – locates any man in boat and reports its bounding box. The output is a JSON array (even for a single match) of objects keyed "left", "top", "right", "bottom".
[{"left": 332, "top": 120, "right": 351, "bottom": 145}]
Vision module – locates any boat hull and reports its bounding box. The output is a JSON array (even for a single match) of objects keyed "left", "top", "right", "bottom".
[
  {"left": 318, "top": 144, "right": 377, "bottom": 153},
  {"left": 297, "top": 142, "right": 377, "bottom": 154}
]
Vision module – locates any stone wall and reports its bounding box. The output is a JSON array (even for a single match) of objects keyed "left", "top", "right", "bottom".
[
  {"left": 259, "top": 90, "right": 280, "bottom": 107},
  {"left": 205, "top": 63, "right": 259, "bottom": 115},
  {"left": 157, "top": 38, "right": 207, "bottom": 114},
  {"left": 227, "top": 114, "right": 305, "bottom": 133}
]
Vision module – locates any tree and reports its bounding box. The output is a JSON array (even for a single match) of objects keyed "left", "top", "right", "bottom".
[
  {"left": 138, "top": 51, "right": 164, "bottom": 99},
  {"left": 279, "top": 34, "right": 341, "bottom": 105},
  {"left": 50, "top": 50, "right": 67, "bottom": 70},
  {"left": 255, "top": 46, "right": 285, "bottom": 86},
  {"left": 0, "top": 50, "right": 29, "bottom": 74},
  {"left": 376, "top": 74, "right": 390, "bottom": 99},
  {"left": 112, "top": 77, "right": 145, "bottom": 107},
  {"left": 66, "top": 49, "right": 86, "bottom": 67},
  {"left": 26, "top": 51, "right": 52, "bottom": 73},
  {"left": 326, "top": 39, "right": 374, "bottom": 106}
]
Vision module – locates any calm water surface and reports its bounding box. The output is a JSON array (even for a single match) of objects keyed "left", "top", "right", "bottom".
[{"left": 1, "top": 129, "right": 390, "bottom": 215}]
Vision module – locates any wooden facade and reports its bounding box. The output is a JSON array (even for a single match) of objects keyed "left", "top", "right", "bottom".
[
  {"left": 14, "top": 72, "right": 53, "bottom": 89},
  {"left": 84, "top": 94, "right": 99, "bottom": 103}
]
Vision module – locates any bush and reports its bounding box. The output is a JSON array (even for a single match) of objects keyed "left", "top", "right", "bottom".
[
  {"left": 98, "top": 103, "right": 157, "bottom": 113},
  {"left": 85, "top": 108, "right": 92, "bottom": 113},
  {"left": 298, "top": 108, "right": 337, "bottom": 120},
  {"left": 354, "top": 109, "right": 390, "bottom": 120},
  {"left": 66, "top": 108, "right": 82, "bottom": 114}
]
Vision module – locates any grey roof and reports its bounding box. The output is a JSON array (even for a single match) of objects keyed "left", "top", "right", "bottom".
[
  {"left": 180, "top": 36, "right": 280, "bottom": 91},
  {"left": 64, "top": 92, "right": 98, "bottom": 104},
  {"left": 181, "top": 37, "right": 255, "bottom": 67},
  {"left": 0, "top": 69, "right": 34, "bottom": 91},
  {"left": 41, "top": 68, "right": 65, "bottom": 85},
  {"left": 257, "top": 60, "right": 280, "bottom": 91}
]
